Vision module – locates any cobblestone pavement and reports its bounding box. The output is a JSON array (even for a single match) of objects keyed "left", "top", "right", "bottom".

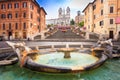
[{"left": 0, "top": 42, "right": 10, "bottom": 48}]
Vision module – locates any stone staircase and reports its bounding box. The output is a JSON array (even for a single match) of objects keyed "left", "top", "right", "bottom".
[{"left": 46, "top": 29, "right": 85, "bottom": 39}]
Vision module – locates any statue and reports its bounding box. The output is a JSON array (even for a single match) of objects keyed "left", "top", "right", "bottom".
[
  {"left": 92, "top": 39, "right": 120, "bottom": 58},
  {"left": 6, "top": 41, "right": 39, "bottom": 67}
]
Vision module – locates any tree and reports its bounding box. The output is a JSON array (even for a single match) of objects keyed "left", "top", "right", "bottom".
[
  {"left": 47, "top": 24, "right": 51, "bottom": 28},
  {"left": 70, "top": 19, "right": 75, "bottom": 25},
  {"left": 47, "top": 24, "right": 54, "bottom": 28},
  {"left": 78, "top": 21, "right": 84, "bottom": 28}
]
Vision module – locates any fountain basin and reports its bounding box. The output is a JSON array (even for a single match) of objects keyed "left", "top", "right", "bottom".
[
  {"left": 24, "top": 52, "right": 108, "bottom": 73},
  {"left": 92, "top": 48, "right": 105, "bottom": 58},
  {"left": 0, "top": 49, "right": 18, "bottom": 66}
]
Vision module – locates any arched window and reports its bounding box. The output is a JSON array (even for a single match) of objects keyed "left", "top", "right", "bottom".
[
  {"left": 23, "top": 2, "right": 27, "bottom": 8},
  {"left": 23, "top": 12, "right": 26, "bottom": 18},
  {"left": 8, "top": 3, "right": 12, "bottom": 9},
  {"left": 8, "top": 13, "right": 12, "bottom": 19},
  {"left": 2, "top": 23, "right": 5, "bottom": 30},
  {"left": 14, "top": 3, "right": 19, "bottom": 8}
]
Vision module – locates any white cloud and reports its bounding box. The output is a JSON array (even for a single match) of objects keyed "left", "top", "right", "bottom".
[{"left": 67, "top": 0, "right": 94, "bottom": 10}]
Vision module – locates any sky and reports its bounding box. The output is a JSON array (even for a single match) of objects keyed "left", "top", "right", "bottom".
[{"left": 37, "top": 0, "right": 94, "bottom": 19}]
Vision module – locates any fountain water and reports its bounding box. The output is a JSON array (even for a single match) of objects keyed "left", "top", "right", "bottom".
[
  {"left": 36, "top": 46, "right": 39, "bottom": 51},
  {"left": 51, "top": 45, "right": 55, "bottom": 52},
  {"left": 66, "top": 44, "right": 69, "bottom": 48},
  {"left": 80, "top": 44, "right": 84, "bottom": 49},
  {"left": 57, "top": 44, "right": 77, "bottom": 58}
]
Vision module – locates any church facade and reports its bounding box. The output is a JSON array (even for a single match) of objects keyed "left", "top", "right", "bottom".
[{"left": 46, "top": 7, "right": 71, "bottom": 26}]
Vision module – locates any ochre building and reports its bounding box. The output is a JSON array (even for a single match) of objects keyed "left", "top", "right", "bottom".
[
  {"left": 0, "top": 0, "right": 47, "bottom": 40},
  {"left": 83, "top": 0, "right": 120, "bottom": 40},
  {"left": 75, "top": 11, "right": 84, "bottom": 25}
]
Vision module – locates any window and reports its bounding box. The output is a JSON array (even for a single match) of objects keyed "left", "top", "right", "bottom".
[
  {"left": 31, "top": 13, "right": 33, "bottom": 19},
  {"left": 23, "top": 2, "right": 27, "bottom": 8},
  {"left": 94, "top": 24, "right": 96, "bottom": 28},
  {"left": 38, "top": 26, "right": 40, "bottom": 29},
  {"left": 8, "top": 3, "right": 12, "bottom": 9},
  {"left": 9, "top": 23, "right": 12, "bottom": 30},
  {"left": 23, "top": 23, "right": 26, "bottom": 30},
  {"left": 101, "top": 0, "right": 103, "bottom": 3},
  {"left": 1, "top": 4, "right": 5, "bottom": 9},
  {"left": 37, "top": 17, "right": 40, "bottom": 22},
  {"left": 2, "top": 24, "right": 5, "bottom": 30},
  {"left": 15, "top": 13, "right": 18, "bottom": 18},
  {"left": 88, "top": 8, "right": 90, "bottom": 13},
  {"left": 110, "top": 6, "right": 114, "bottom": 13},
  {"left": 101, "top": 9, "right": 103, "bottom": 15},
  {"left": 37, "top": 9, "right": 40, "bottom": 13},
  {"left": 15, "top": 23, "right": 18, "bottom": 30},
  {"left": 2, "top": 32, "right": 6, "bottom": 35},
  {"left": 8, "top": 13, "right": 12, "bottom": 19},
  {"left": 23, "top": 12, "right": 26, "bottom": 18},
  {"left": 14, "top": 3, "right": 19, "bottom": 8},
  {"left": 110, "top": 19, "right": 113, "bottom": 24},
  {"left": 30, "top": 4, "right": 34, "bottom": 10},
  {"left": 30, "top": 23, "right": 33, "bottom": 27},
  {"left": 38, "top": 26, "right": 40, "bottom": 32},
  {"left": 1, "top": 14, "right": 6, "bottom": 19},
  {"left": 94, "top": 15, "right": 96, "bottom": 19},
  {"left": 85, "top": 12, "right": 86, "bottom": 15},
  {"left": 93, "top": 5, "right": 96, "bottom": 10},
  {"left": 100, "top": 20, "right": 104, "bottom": 26}
]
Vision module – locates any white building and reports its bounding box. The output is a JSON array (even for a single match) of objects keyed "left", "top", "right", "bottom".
[{"left": 46, "top": 7, "right": 71, "bottom": 26}]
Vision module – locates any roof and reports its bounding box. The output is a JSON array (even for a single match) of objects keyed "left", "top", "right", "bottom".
[
  {"left": 82, "top": 3, "right": 92, "bottom": 12},
  {"left": 0, "top": 0, "right": 47, "bottom": 15},
  {"left": 0, "top": 0, "right": 40, "bottom": 8},
  {"left": 82, "top": 0, "right": 97, "bottom": 12},
  {"left": 33, "top": 0, "right": 41, "bottom": 8},
  {"left": 41, "top": 7, "right": 47, "bottom": 15}
]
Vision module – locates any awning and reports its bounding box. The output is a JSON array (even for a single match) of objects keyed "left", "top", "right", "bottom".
[{"left": 115, "top": 17, "right": 120, "bottom": 24}]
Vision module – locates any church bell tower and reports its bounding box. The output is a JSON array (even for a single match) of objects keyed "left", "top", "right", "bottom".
[
  {"left": 58, "top": 8, "right": 62, "bottom": 18},
  {"left": 66, "top": 6, "right": 70, "bottom": 18}
]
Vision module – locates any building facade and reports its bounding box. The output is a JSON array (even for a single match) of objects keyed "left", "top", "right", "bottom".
[
  {"left": 75, "top": 11, "right": 84, "bottom": 24},
  {"left": 0, "top": 0, "right": 46, "bottom": 40},
  {"left": 83, "top": 0, "right": 120, "bottom": 40},
  {"left": 58, "top": 7, "right": 70, "bottom": 26},
  {"left": 46, "top": 7, "right": 70, "bottom": 26}
]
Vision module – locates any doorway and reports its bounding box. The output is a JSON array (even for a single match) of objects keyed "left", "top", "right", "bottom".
[
  {"left": 15, "top": 32, "right": 19, "bottom": 39},
  {"left": 23, "top": 32, "right": 27, "bottom": 39},
  {"left": 118, "top": 31, "right": 120, "bottom": 40},
  {"left": 8, "top": 31, "right": 12, "bottom": 40},
  {"left": 109, "top": 31, "right": 114, "bottom": 39}
]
